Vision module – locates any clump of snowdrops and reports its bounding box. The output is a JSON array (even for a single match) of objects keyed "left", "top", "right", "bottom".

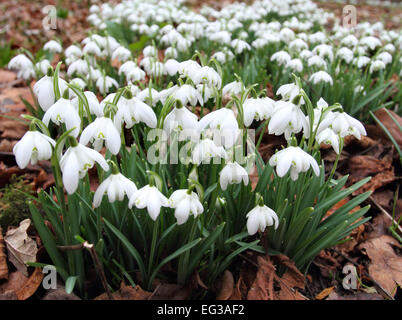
[{"left": 12, "top": 53, "right": 371, "bottom": 297}]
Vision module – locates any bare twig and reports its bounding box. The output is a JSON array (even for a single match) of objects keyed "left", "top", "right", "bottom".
[
  {"left": 57, "top": 241, "right": 114, "bottom": 300},
  {"left": 369, "top": 195, "right": 402, "bottom": 234}
]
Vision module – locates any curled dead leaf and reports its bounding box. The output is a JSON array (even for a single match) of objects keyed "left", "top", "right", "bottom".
[
  {"left": 95, "top": 282, "right": 152, "bottom": 300},
  {"left": 4, "top": 219, "right": 38, "bottom": 276},
  {"left": 0, "top": 267, "right": 43, "bottom": 300},
  {"left": 217, "top": 270, "right": 234, "bottom": 300},
  {"left": 315, "top": 286, "right": 334, "bottom": 300}
]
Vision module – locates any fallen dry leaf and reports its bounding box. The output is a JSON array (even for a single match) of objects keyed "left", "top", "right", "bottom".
[
  {"left": 374, "top": 108, "right": 402, "bottom": 147},
  {"left": 217, "top": 270, "right": 234, "bottom": 300},
  {"left": 0, "top": 227, "right": 8, "bottom": 280},
  {"left": 247, "top": 255, "right": 306, "bottom": 300},
  {"left": 358, "top": 235, "right": 402, "bottom": 297},
  {"left": 315, "top": 286, "right": 335, "bottom": 300},
  {"left": 95, "top": 282, "right": 152, "bottom": 300},
  {"left": 42, "top": 285, "right": 81, "bottom": 300},
  {"left": 4, "top": 219, "right": 38, "bottom": 276},
  {"left": 0, "top": 267, "right": 43, "bottom": 300},
  {"left": 327, "top": 291, "right": 384, "bottom": 300}
]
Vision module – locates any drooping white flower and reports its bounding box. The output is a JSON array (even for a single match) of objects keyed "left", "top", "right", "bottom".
[
  {"left": 317, "top": 111, "right": 366, "bottom": 140},
  {"left": 164, "top": 59, "right": 180, "bottom": 76},
  {"left": 360, "top": 36, "right": 381, "bottom": 50},
  {"left": 337, "top": 47, "right": 354, "bottom": 64},
  {"left": 169, "top": 189, "right": 204, "bottom": 225},
  {"left": 114, "top": 96, "right": 157, "bottom": 129},
  {"left": 309, "top": 71, "right": 333, "bottom": 85},
  {"left": 60, "top": 142, "right": 109, "bottom": 194},
  {"left": 80, "top": 117, "right": 121, "bottom": 154},
  {"left": 128, "top": 185, "right": 169, "bottom": 221},
  {"left": 43, "top": 40, "right": 62, "bottom": 53},
  {"left": 231, "top": 39, "right": 251, "bottom": 54},
  {"left": 163, "top": 106, "right": 198, "bottom": 139},
  {"left": 43, "top": 98, "right": 81, "bottom": 137},
  {"left": 269, "top": 146, "right": 320, "bottom": 180},
  {"left": 96, "top": 76, "right": 119, "bottom": 95},
  {"left": 316, "top": 128, "right": 340, "bottom": 154},
  {"left": 13, "top": 131, "right": 55, "bottom": 169},
  {"left": 136, "top": 88, "right": 160, "bottom": 107},
  {"left": 198, "top": 108, "right": 239, "bottom": 148},
  {"left": 222, "top": 81, "right": 244, "bottom": 97},
  {"left": 354, "top": 56, "right": 370, "bottom": 68},
  {"left": 243, "top": 97, "right": 275, "bottom": 127},
  {"left": 369, "top": 60, "right": 386, "bottom": 73},
  {"left": 271, "top": 51, "right": 291, "bottom": 66},
  {"left": 191, "top": 139, "right": 227, "bottom": 165},
  {"left": 174, "top": 84, "right": 203, "bottom": 106},
  {"left": 191, "top": 66, "right": 222, "bottom": 89},
  {"left": 70, "top": 78, "right": 87, "bottom": 90},
  {"left": 67, "top": 59, "right": 88, "bottom": 77},
  {"left": 93, "top": 172, "right": 137, "bottom": 207},
  {"left": 246, "top": 204, "right": 279, "bottom": 235},
  {"left": 268, "top": 101, "right": 309, "bottom": 139},
  {"left": 276, "top": 83, "right": 301, "bottom": 102},
  {"left": 377, "top": 52, "right": 392, "bottom": 65},
  {"left": 307, "top": 55, "right": 327, "bottom": 69},
  {"left": 286, "top": 58, "right": 303, "bottom": 73},
  {"left": 33, "top": 75, "right": 69, "bottom": 111},
  {"left": 35, "top": 59, "right": 51, "bottom": 74},
  {"left": 111, "top": 46, "right": 131, "bottom": 62},
  {"left": 219, "top": 162, "right": 249, "bottom": 191},
  {"left": 72, "top": 91, "right": 103, "bottom": 117},
  {"left": 8, "top": 54, "right": 35, "bottom": 80}
]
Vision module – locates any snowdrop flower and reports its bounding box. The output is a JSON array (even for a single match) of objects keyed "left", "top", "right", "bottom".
[
  {"left": 165, "top": 47, "right": 178, "bottom": 59},
  {"left": 317, "top": 111, "right": 366, "bottom": 140},
  {"left": 118, "top": 61, "right": 136, "bottom": 77},
  {"left": 276, "top": 83, "right": 301, "bottom": 102},
  {"left": 299, "top": 49, "right": 313, "bottom": 60},
  {"left": 43, "top": 40, "right": 62, "bottom": 53},
  {"left": 197, "top": 84, "right": 215, "bottom": 103},
  {"left": 43, "top": 97, "right": 81, "bottom": 137},
  {"left": 309, "top": 71, "right": 333, "bottom": 85},
  {"left": 72, "top": 91, "right": 103, "bottom": 117},
  {"left": 383, "top": 43, "right": 395, "bottom": 53},
  {"left": 341, "top": 35, "right": 358, "bottom": 47},
  {"left": 222, "top": 81, "right": 244, "bottom": 97},
  {"left": 269, "top": 146, "right": 320, "bottom": 180},
  {"left": 271, "top": 51, "right": 291, "bottom": 66},
  {"left": 369, "top": 60, "right": 386, "bottom": 73},
  {"left": 377, "top": 52, "right": 392, "bottom": 65},
  {"left": 111, "top": 46, "right": 131, "bottom": 62},
  {"left": 191, "top": 66, "right": 222, "bottom": 89},
  {"left": 83, "top": 41, "right": 102, "bottom": 56},
  {"left": 33, "top": 75, "right": 68, "bottom": 111},
  {"left": 360, "top": 36, "right": 381, "bottom": 50},
  {"left": 354, "top": 56, "right": 371, "bottom": 68},
  {"left": 137, "top": 88, "right": 160, "bottom": 107},
  {"left": 169, "top": 189, "right": 203, "bottom": 225},
  {"left": 289, "top": 39, "right": 308, "bottom": 52},
  {"left": 164, "top": 59, "right": 180, "bottom": 76},
  {"left": 80, "top": 117, "right": 121, "bottom": 154},
  {"left": 316, "top": 128, "right": 340, "bottom": 154},
  {"left": 13, "top": 131, "right": 55, "bottom": 169},
  {"left": 211, "top": 51, "right": 226, "bottom": 64},
  {"left": 127, "top": 67, "right": 146, "bottom": 82},
  {"left": 312, "top": 44, "right": 334, "bottom": 61},
  {"left": 246, "top": 204, "right": 279, "bottom": 235},
  {"left": 174, "top": 84, "right": 203, "bottom": 106},
  {"left": 163, "top": 106, "right": 198, "bottom": 139},
  {"left": 243, "top": 97, "right": 275, "bottom": 127},
  {"left": 191, "top": 139, "right": 227, "bottom": 165},
  {"left": 129, "top": 185, "right": 169, "bottom": 221},
  {"left": 219, "top": 162, "right": 249, "bottom": 191},
  {"left": 114, "top": 96, "right": 157, "bottom": 129},
  {"left": 8, "top": 54, "right": 35, "bottom": 80},
  {"left": 93, "top": 171, "right": 137, "bottom": 208},
  {"left": 35, "top": 59, "right": 51, "bottom": 74},
  {"left": 198, "top": 108, "right": 239, "bottom": 148},
  {"left": 269, "top": 101, "right": 309, "bottom": 139},
  {"left": 308, "top": 55, "right": 327, "bottom": 69},
  {"left": 65, "top": 45, "right": 82, "bottom": 60},
  {"left": 337, "top": 47, "right": 354, "bottom": 64},
  {"left": 60, "top": 140, "right": 109, "bottom": 194},
  {"left": 96, "top": 76, "right": 118, "bottom": 95},
  {"left": 67, "top": 59, "right": 88, "bottom": 77},
  {"left": 231, "top": 39, "right": 251, "bottom": 54},
  {"left": 143, "top": 45, "right": 158, "bottom": 57},
  {"left": 287, "top": 58, "right": 303, "bottom": 73}
]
